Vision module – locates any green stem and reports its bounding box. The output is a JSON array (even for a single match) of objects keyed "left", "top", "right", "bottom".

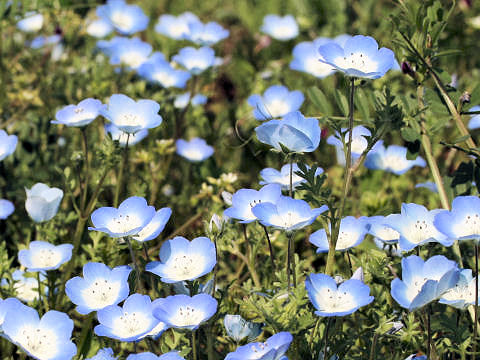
[
  {"left": 262, "top": 225, "right": 276, "bottom": 271},
  {"left": 426, "top": 307, "right": 431, "bottom": 359},
  {"left": 369, "top": 332, "right": 379, "bottom": 360},
  {"left": 191, "top": 330, "right": 198, "bottom": 360},
  {"left": 80, "top": 127, "right": 89, "bottom": 211},
  {"left": 241, "top": 225, "right": 261, "bottom": 288},
  {"left": 77, "top": 313, "right": 95, "bottom": 358},
  {"left": 37, "top": 272, "right": 43, "bottom": 314},
  {"left": 206, "top": 324, "right": 215, "bottom": 360},
  {"left": 127, "top": 237, "right": 142, "bottom": 292},
  {"left": 114, "top": 134, "right": 130, "bottom": 207},
  {"left": 289, "top": 155, "right": 294, "bottom": 198},
  {"left": 323, "top": 318, "right": 332, "bottom": 359}
]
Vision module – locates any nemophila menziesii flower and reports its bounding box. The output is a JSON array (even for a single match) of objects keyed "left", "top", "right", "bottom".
[
  {"left": 252, "top": 196, "right": 328, "bottom": 232},
  {"left": 132, "top": 207, "right": 172, "bottom": 242},
  {"left": 96, "top": 0, "right": 148, "bottom": 35},
  {"left": 100, "top": 94, "right": 162, "bottom": 134},
  {"left": 468, "top": 105, "right": 480, "bottom": 130},
  {"left": 186, "top": 21, "right": 229, "bottom": 46},
  {"left": 52, "top": 98, "right": 104, "bottom": 127},
  {"left": 86, "top": 18, "right": 114, "bottom": 38},
  {"left": 0, "top": 130, "right": 18, "bottom": 161},
  {"left": 225, "top": 332, "right": 293, "bottom": 360},
  {"left": 305, "top": 273, "right": 374, "bottom": 316},
  {"left": 224, "top": 314, "right": 262, "bottom": 343},
  {"left": 19, "top": 241, "right": 72, "bottom": 272},
  {"left": 439, "top": 269, "right": 479, "bottom": 310},
  {"left": 176, "top": 138, "right": 214, "bottom": 162},
  {"left": 95, "top": 294, "right": 159, "bottom": 342},
  {"left": 17, "top": 12, "right": 43, "bottom": 32},
  {"left": 309, "top": 216, "right": 368, "bottom": 253},
  {"left": 434, "top": 196, "right": 480, "bottom": 241},
  {"left": 10, "top": 270, "right": 46, "bottom": 302},
  {"left": 25, "top": 183, "right": 63, "bottom": 223},
  {"left": 327, "top": 125, "right": 371, "bottom": 166},
  {"left": 247, "top": 85, "right": 304, "bottom": 121},
  {"left": 260, "top": 163, "right": 323, "bottom": 191},
  {"left": 172, "top": 46, "right": 216, "bottom": 75},
  {"left": 155, "top": 12, "right": 199, "bottom": 40},
  {"left": 127, "top": 352, "right": 185, "bottom": 360},
  {"left": 0, "top": 199, "right": 14, "bottom": 220},
  {"left": 105, "top": 123, "right": 148, "bottom": 147},
  {"left": 255, "top": 111, "right": 320, "bottom": 153},
  {"left": 415, "top": 181, "right": 438, "bottom": 193},
  {"left": 261, "top": 14, "right": 299, "bottom": 41},
  {"left": 30, "top": 35, "right": 62, "bottom": 50},
  {"left": 107, "top": 37, "right": 152, "bottom": 70},
  {"left": 87, "top": 348, "right": 117, "bottom": 360},
  {"left": 366, "top": 216, "right": 400, "bottom": 244},
  {"left": 364, "top": 141, "right": 426, "bottom": 175},
  {"left": 224, "top": 184, "right": 283, "bottom": 223},
  {"left": 153, "top": 294, "right": 217, "bottom": 331},
  {"left": 89, "top": 196, "right": 155, "bottom": 238},
  {"left": 65, "top": 262, "right": 131, "bottom": 315},
  {"left": 318, "top": 35, "right": 395, "bottom": 79},
  {"left": 405, "top": 355, "right": 427, "bottom": 360},
  {"left": 173, "top": 93, "right": 207, "bottom": 109},
  {"left": 391, "top": 255, "right": 459, "bottom": 311},
  {"left": 173, "top": 279, "right": 214, "bottom": 296},
  {"left": 2, "top": 304, "right": 77, "bottom": 360},
  {"left": 146, "top": 236, "right": 216, "bottom": 283},
  {"left": 137, "top": 56, "right": 191, "bottom": 89},
  {"left": 386, "top": 203, "right": 453, "bottom": 252},
  {"left": 0, "top": 297, "right": 23, "bottom": 329}
]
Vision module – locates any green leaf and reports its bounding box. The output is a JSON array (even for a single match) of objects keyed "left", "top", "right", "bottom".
[
  {"left": 354, "top": 88, "right": 370, "bottom": 122},
  {"left": 452, "top": 135, "right": 472, "bottom": 144},
  {"left": 334, "top": 89, "right": 349, "bottom": 117},
  {"left": 401, "top": 127, "right": 420, "bottom": 142},
  {"left": 307, "top": 86, "right": 332, "bottom": 116}
]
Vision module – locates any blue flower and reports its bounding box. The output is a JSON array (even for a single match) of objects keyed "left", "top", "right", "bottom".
[
  {"left": 89, "top": 196, "right": 156, "bottom": 238},
  {"left": 366, "top": 216, "right": 399, "bottom": 244},
  {"left": 172, "top": 47, "right": 216, "bottom": 75},
  {"left": 100, "top": 94, "right": 162, "bottom": 134},
  {"left": 155, "top": 12, "right": 199, "bottom": 40},
  {"left": 404, "top": 355, "right": 427, "bottom": 360},
  {"left": 173, "top": 93, "right": 207, "bottom": 109},
  {"left": 95, "top": 294, "right": 159, "bottom": 342},
  {"left": 365, "top": 141, "right": 426, "bottom": 175},
  {"left": 434, "top": 196, "right": 480, "bottom": 242},
  {"left": 255, "top": 111, "right": 320, "bottom": 153},
  {"left": 0, "top": 130, "right": 18, "bottom": 161},
  {"left": 224, "top": 314, "right": 262, "bottom": 343},
  {"left": 52, "top": 98, "right": 104, "bottom": 127},
  {"left": 0, "top": 297, "right": 23, "bottom": 329},
  {"left": 105, "top": 124, "right": 149, "bottom": 147},
  {"left": 176, "top": 138, "right": 214, "bottom": 162},
  {"left": 10, "top": 270, "right": 46, "bottom": 302},
  {"left": 146, "top": 236, "right": 216, "bottom": 283},
  {"left": 106, "top": 37, "right": 152, "bottom": 70},
  {"left": 2, "top": 304, "right": 76, "bottom": 360},
  {"left": 19, "top": 241, "right": 72, "bottom": 272},
  {"left": 25, "top": 183, "right": 64, "bottom": 223},
  {"left": 137, "top": 56, "right": 191, "bottom": 89},
  {"left": 66, "top": 262, "right": 131, "bottom": 315},
  {"left": 386, "top": 203, "right": 453, "bottom": 252},
  {"left": 224, "top": 332, "right": 293, "bottom": 360},
  {"left": 86, "top": 18, "right": 114, "bottom": 38},
  {"left": 305, "top": 273, "right": 374, "bottom": 316},
  {"left": 87, "top": 348, "right": 118, "bottom": 360},
  {"left": 415, "top": 181, "right": 438, "bottom": 193},
  {"left": 391, "top": 255, "right": 460, "bottom": 311},
  {"left": 30, "top": 35, "right": 62, "bottom": 50},
  {"left": 260, "top": 163, "right": 323, "bottom": 191},
  {"left": 127, "top": 352, "right": 185, "bottom": 360},
  {"left": 309, "top": 216, "right": 368, "bottom": 252},
  {"left": 186, "top": 21, "right": 229, "bottom": 46},
  {"left": 173, "top": 279, "right": 214, "bottom": 296},
  {"left": 224, "top": 184, "right": 283, "bottom": 223},
  {"left": 132, "top": 207, "right": 172, "bottom": 242},
  {"left": 153, "top": 294, "right": 217, "bottom": 331},
  {"left": 0, "top": 199, "right": 14, "bottom": 220},
  {"left": 468, "top": 105, "right": 480, "bottom": 130},
  {"left": 318, "top": 35, "right": 395, "bottom": 79},
  {"left": 438, "top": 269, "right": 479, "bottom": 310},
  {"left": 17, "top": 12, "right": 43, "bottom": 32},
  {"left": 327, "top": 125, "right": 371, "bottom": 166},
  {"left": 96, "top": 0, "right": 148, "bottom": 35},
  {"left": 261, "top": 15, "right": 299, "bottom": 41},
  {"left": 247, "top": 85, "right": 304, "bottom": 121},
  {"left": 252, "top": 196, "right": 328, "bottom": 231}
]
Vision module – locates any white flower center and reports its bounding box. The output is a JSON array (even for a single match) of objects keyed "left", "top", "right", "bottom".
[
  {"left": 337, "top": 52, "right": 378, "bottom": 73},
  {"left": 120, "top": 52, "right": 148, "bottom": 69},
  {"left": 31, "top": 249, "right": 62, "bottom": 269},
  {"left": 271, "top": 25, "right": 295, "bottom": 39},
  {"left": 269, "top": 211, "right": 306, "bottom": 229},
  {"left": 336, "top": 231, "right": 357, "bottom": 250},
  {"left": 164, "top": 254, "right": 205, "bottom": 281},
  {"left": 14, "top": 279, "right": 39, "bottom": 302},
  {"left": 454, "top": 213, "right": 480, "bottom": 238},
  {"left": 405, "top": 220, "right": 436, "bottom": 245},
  {"left": 112, "top": 311, "right": 153, "bottom": 338},
  {"left": 110, "top": 11, "right": 133, "bottom": 31},
  {"left": 306, "top": 58, "right": 334, "bottom": 77},
  {"left": 19, "top": 326, "right": 57, "bottom": 359},
  {"left": 171, "top": 306, "right": 205, "bottom": 327},
  {"left": 74, "top": 107, "right": 84, "bottom": 114},
  {"left": 108, "top": 213, "right": 143, "bottom": 234},
  {"left": 181, "top": 147, "right": 205, "bottom": 161},
  {"left": 374, "top": 225, "right": 399, "bottom": 242},
  {"left": 82, "top": 278, "right": 121, "bottom": 309},
  {"left": 153, "top": 71, "right": 176, "bottom": 87},
  {"left": 265, "top": 99, "right": 290, "bottom": 118},
  {"left": 316, "top": 288, "right": 357, "bottom": 313},
  {"left": 406, "top": 276, "right": 428, "bottom": 303}
]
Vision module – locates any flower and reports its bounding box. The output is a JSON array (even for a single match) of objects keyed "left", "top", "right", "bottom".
[
  {"left": 415, "top": 181, "right": 438, "bottom": 193},
  {"left": 0, "top": 199, "right": 14, "bottom": 219},
  {"left": 100, "top": 94, "right": 162, "bottom": 134},
  {"left": 137, "top": 56, "right": 191, "bottom": 89},
  {"left": 327, "top": 125, "right": 371, "bottom": 166},
  {"left": 10, "top": 270, "right": 46, "bottom": 302},
  {"left": 0, "top": 130, "right": 18, "bottom": 161},
  {"left": 0, "top": 297, "right": 23, "bottom": 329},
  {"left": 252, "top": 196, "right": 328, "bottom": 231},
  {"left": 86, "top": 18, "right": 114, "bottom": 38},
  {"left": 106, "top": 37, "right": 153, "bottom": 70},
  {"left": 95, "top": 294, "right": 160, "bottom": 342},
  {"left": 30, "top": 35, "right": 62, "bottom": 50},
  {"left": 386, "top": 203, "right": 453, "bottom": 252},
  {"left": 19, "top": 241, "right": 72, "bottom": 272},
  {"left": 132, "top": 207, "right": 172, "bottom": 242},
  {"left": 366, "top": 216, "right": 399, "bottom": 244},
  {"left": 391, "top": 255, "right": 460, "bottom": 311},
  {"left": 173, "top": 93, "right": 207, "bottom": 109},
  {"left": 87, "top": 348, "right": 118, "bottom": 360},
  {"left": 224, "top": 314, "right": 262, "bottom": 343},
  {"left": 25, "top": 183, "right": 63, "bottom": 223},
  {"left": 52, "top": 98, "right": 104, "bottom": 127},
  {"left": 146, "top": 236, "right": 216, "bottom": 283},
  {"left": 404, "top": 355, "right": 427, "bottom": 360},
  {"left": 186, "top": 21, "right": 229, "bottom": 46},
  {"left": 224, "top": 332, "right": 293, "bottom": 360},
  {"left": 153, "top": 294, "right": 217, "bottom": 331},
  {"left": 173, "top": 279, "right": 214, "bottom": 296},
  {"left": 2, "top": 304, "right": 76, "bottom": 360},
  {"left": 364, "top": 141, "right": 426, "bottom": 175},
  {"left": 96, "top": 0, "right": 148, "bottom": 35},
  {"left": 105, "top": 124, "right": 148, "bottom": 147},
  {"left": 468, "top": 105, "right": 480, "bottom": 130},
  {"left": 309, "top": 216, "right": 368, "bottom": 252},
  {"left": 66, "top": 262, "right": 131, "bottom": 315},
  {"left": 127, "top": 352, "right": 185, "bottom": 360},
  {"left": 89, "top": 196, "right": 156, "bottom": 238},
  {"left": 305, "top": 273, "right": 374, "bottom": 316},
  {"left": 261, "top": 15, "right": 299, "bottom": 41},
  {"left": 172, "top": 47, "right": 216, "bottom": 75},
  {"left": 255, "top": 111, "right": 320, "bottom": 153},
  {"left": 175, "top": 138, "right": 214, "bottom": 162},
  {"left": 318, "top": 35, "right": 395, "bottom": 79},
  {"left": 260, "top": 163, "right": 323, "bottom": 191},
  {"left": 434, "top": 196, "right": 480, "bottom": 242},
  {"left": 224, "top": 184, "right": 283, "bottom": 223},
  {"left": 155, "top": 12, "right": 199, "bottom": 40},
  {"left": 247, "top": 85, "right": 304, "bottom": 121},
  {"left": 439, "top": 269, "right": 479, "bottom": 310},
  {"left": 17, "top": 12, "right": 43, "bottom": 32}
]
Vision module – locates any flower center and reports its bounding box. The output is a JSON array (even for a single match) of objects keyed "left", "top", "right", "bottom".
[
  {"left": 339, "top": 52, "right": 378, "bottom": 73},
  {"left": 153, "top": 71, "right": 176, "bottom": 87},
  {"left": 109, "top": 213, "right": 142, "bottom": 234},
  {"left": 83, "top": 278, "right": 121, "bottom": 309},
  {"left": 20, "top": 326, "right": 57, "bottom": 359},
  {"left": 265, "top": 99, "right": 290, "bottom": 118},
  {"left": 319, "top": 288, "right": 357, "bottom": 312},
  {"left": 114, "top": 311, "right": 152, "bottom": 338},
  {"left": 31, "top": 249, "right": 61, "bottom": 269},
  {"left": 74, "top": 107, "right": 84, "bottom": 114},
  {"left": 110, "top": 11, "right": 133, "bottom": 31},
  {"left": 173, "top": 306, "right": 204, "bottom": 326}
]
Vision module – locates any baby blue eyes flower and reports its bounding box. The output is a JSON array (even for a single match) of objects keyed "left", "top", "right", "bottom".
[
  {"left": 224, "top": 314, "right": 262, "bottom": 343},
  {"left": 89, "top": 196, "right": 156, "bottom": 238},
  {"left": 366, "top": 216, "right": 399, "bottom": 244},
  {"left": 96, "top": 0, "right": 149, "bottom": 35},
  {"left": 30, "top": 35, "right": 62, "bottom": 50},
  {"left": 155, "top": 12, "right": 199, "bottom": 40},
  {"left": 0, "top": 129, "right": 18, "bottom": 161},
  {"left": 132, "top": 207, "right": 172, "bottom": 242},
  {"left": 2, "top": 304, "right": 76, "bottom": 360},
  {"left": 105, "top": 124, "right": 149, "bottom": 147},
  {"left": 137, "top": 57, "right": 191, "bottom": 89},
  {"left": 19, "top": 241, "right": 73, "bottom": 272},
  {"left": 87, "top": 347, "right": 117, "bottom": 360},
  {"left": 17, "top": 12, "right": 43, "bottom": 32},
  {"left": 310, "top": 216, "right": 368, "bottom": 252},
  {"left": 260, "top": 163, "right": 323, "bottom": 191},
  {"left": 318, "top": 35, "right": 395, "bottom": 79},
  {"left": 173, "top": 93, "right": 207, "bottom": 109},
  {"left": 255, "top": 111, "right": 321, "bottom": 153},
  {"left": 11, "top": 270, "right": 46, "bottom": 302},
  {"left": 434, "top": 196, "right": 480, "bottom": 242},
  {"left": 25, "top": 183, "right": 63, "bottom": 223},
  {"left": 290, "top": 37, "right": 337, "bottom": 79},
  {"left": 224, "top": 331, "right": 292, "bottom": 360},
  {"left": 176, "top": 138, "right": 214, "bottom": 162},
  {"left": 66, "top": 262, "right": 132, "bottom": 315},
  {"left": 172, "top": 47, "right": 216, "bottom": 75},
  {"left": 468, "top": 105, "right": 480, "bottom": 130},
  {"left": 107, "top": 37, "right": 153, "bottom": 70},
  {"left": 0, "top": 199, "right": 14, "bottom": 219},
  {"left": 52, "top": 98, "right": 104, "bottom": 127},
  {"left": 247, "top": 85, "right": 304, "bottom": 121},
  {"left": 186, "top": 21, "right": 229, "bottom": 46},
  {"left": 391, "top": 255, "right": 460, "bottom": 311},
  {"left": 100, "top": 94, "right": 162, "bottom": 134},
  {"left": 305, "top": 273, "right": 374, "bottom": 317},
  {"left": 327, "top": 125, "right": 371, "bottom": 166},
  {"left": 146, "top": 236, "right": 216, "bottom": 283},
  {"left": 365, "top": 141, "right": 426, "bottom": 175},
  {"left": 127, "top": 352, "right": 185, "bottom": 360},
  {"left": 415, "top": 181, "right": 438, "bottom": 193},
  {"left": 153, "top": 294, "right": 218, "bottom": 331},
  {"left": 261, "top": 14, "right": 299, "bottom": 41},
  {"left": 439, "top": 269, "right": 479, "bottom": 310},
  {"left": 86, "top": 18, "right": 114, "bottom": 38},
  {"left": 0, "top": 297, "right": 23, "bottom": 329}
]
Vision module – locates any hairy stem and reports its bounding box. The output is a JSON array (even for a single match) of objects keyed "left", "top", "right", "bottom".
[
  {"left": 114, "top": 134, "right": 130, "bottom": 207},
  {"left": 262, "top": 225, "right": 276, "bottom": 270}
]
